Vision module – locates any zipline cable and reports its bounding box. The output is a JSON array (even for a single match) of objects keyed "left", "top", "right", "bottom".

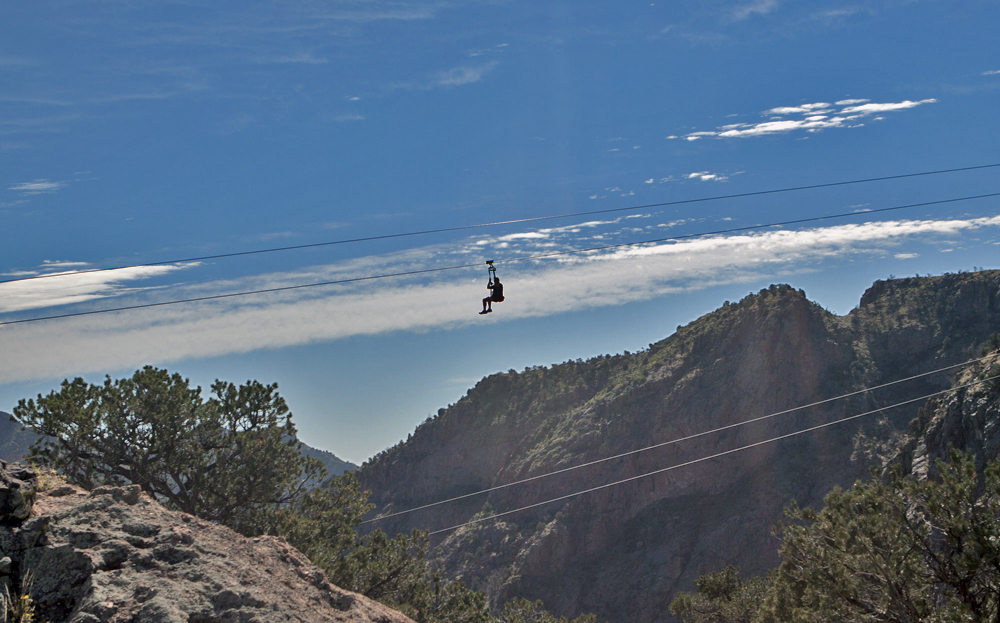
[
  {"left": 428, "top": 373, "right": 1000, "bottom": 535},
  {"left": 1, "top": 192, "right": 997, "bottom": 327},
  {"left": 3, "top": 163, "right": 998, "bottom": 286},
  {"left": 363, "top": 353, "right": 993, "bottom": 524}
]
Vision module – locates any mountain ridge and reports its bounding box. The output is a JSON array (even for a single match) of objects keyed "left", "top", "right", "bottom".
[{"left": 356, "top": 271, "right": 1000, "bottom": 622}]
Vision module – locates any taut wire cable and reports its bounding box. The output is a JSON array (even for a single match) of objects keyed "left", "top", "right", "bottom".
[
  {"left": 3, "top": 163, "right": 997, "bottom": 286},
  {"left": 428, "top": 373, "right": 1000, "bottom": 535},
  {"left": 2, "top": 192, "right": 997, "bottom": 327},
  {"left": 363, "top": 353, "right": 993, "bottom": 524}
]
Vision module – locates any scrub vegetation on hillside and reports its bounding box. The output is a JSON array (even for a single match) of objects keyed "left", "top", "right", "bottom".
[
  {"left": 672, "top": 351, "right": 1000, "bottom": 623},
  {"left": 12, "top": 367, "right": 595, "bottom": 623}
]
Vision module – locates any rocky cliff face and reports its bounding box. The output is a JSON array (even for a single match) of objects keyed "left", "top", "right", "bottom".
[
  {"left": 0, "top": 461, "right": 414, "bottom": 623},
  {"left": 893, "top": 351, "right": 1000, "bottom": 479},
  {"left": 356, "top": 271, "right": 1000, "bottom": 623}
]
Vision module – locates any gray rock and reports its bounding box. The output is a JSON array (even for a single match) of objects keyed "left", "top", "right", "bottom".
[
  {"left": 0, "top": 461, "right": 37, "bottom": 524},
  {"left": 0, "top": 484, "right": 417, "bottom": 623},
  {"left": 23, "top": 544, "right": 94, "bottom": 622}
]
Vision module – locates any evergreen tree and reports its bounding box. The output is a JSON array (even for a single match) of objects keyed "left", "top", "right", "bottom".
[
  {"left": 13, "top": 366, "right": 324, "bottom": 534},
  {"left": 759, "top": 449, "right": 1000, "bottom": 623},
  {"left": 668, "top": 566, "right": 773, "bottom": 623}
]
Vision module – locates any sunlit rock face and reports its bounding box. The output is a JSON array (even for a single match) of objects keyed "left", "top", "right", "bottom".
[
  {"left": 357, "top": 271, "right": 1000, "bottom": 623},
  {"left": 0, "top": 473, "right": 415, "bottom": 623}
]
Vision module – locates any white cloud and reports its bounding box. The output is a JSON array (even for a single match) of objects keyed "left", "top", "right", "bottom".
[
  {"left": 334, "top": 114, "right": 365, "bottom": 122},
  {"left": 9, "top": 179, "right": 66, "bottom": 195},
  {"left": 40, "top": 260, "right": 90, "bottom": 270},
  {"left": 894, "top": 253, "right": 918, "bottom": 259},
  {"left": 644, "top": 179, "right": 654, "bottom": 184},
  {"left": 0, "top": 264, "right": 195, "bottom": 314},
  {"left": 3, "top": 216, "right": 999, "bottom": 384},
  {"left": 683, "top": 131, "right": 718, "bottom": 141},
  {"left": 731, "top": 0, "right": 778, "bottom": 21},
  {"left": 764, "top": 102, "right": 831, "bottom": 115},
  {"left": 498, "top": 232, "right": 549, "bottom": 241},
  {"left": 682, "top": 98, "right": 936, "bottom": 140},
  {"left": 687, "top": 171, "right": 728, "bottom": 182},
  {"left": 435, "top": 61, "right": 498, "bottom": 86},
  {"left": 982, "top": 70, "right": 1000, "bottom": 76},
  {"left": 838, "top": 99, "right": 936, "bottom": 115}
]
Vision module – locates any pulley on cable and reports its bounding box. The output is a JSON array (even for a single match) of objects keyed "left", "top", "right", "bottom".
[{"left": 479, "top": 260, "right": 505, "bottom": 315}]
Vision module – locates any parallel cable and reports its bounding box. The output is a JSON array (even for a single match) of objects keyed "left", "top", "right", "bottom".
[
  {"left": 3, "top": 163, "right": 998, "bottom": 286},
  {"left": 2, "top": 192, "right": 996, "bottom": 327},
  {"left": 363, "top": 353, "right": 991, "bottom": 524},
  {"left": 429, "top": 373, "right": 1000, "bottom": 535}
]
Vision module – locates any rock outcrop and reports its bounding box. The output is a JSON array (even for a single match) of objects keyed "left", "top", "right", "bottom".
[
  {"left": 0, "top": 462, "right": 414, "bottom": 623},
  {"left": 356, "top": 271, "right": 1000, "bottom": 622},
  {"left": 0, "top": 460, "right": 37, "bottom": 525},
  {"left": 894, "top": 351, "right": 1000, "bottom": 478}
]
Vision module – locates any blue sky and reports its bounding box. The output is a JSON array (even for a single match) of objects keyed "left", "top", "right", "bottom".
[{"left": 1, "top": 0, "right": 998, "bottom": 464}]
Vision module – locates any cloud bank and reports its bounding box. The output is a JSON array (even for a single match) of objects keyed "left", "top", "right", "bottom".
[{"left": 1, "top": 215, "right": 997, "bottom": 384}]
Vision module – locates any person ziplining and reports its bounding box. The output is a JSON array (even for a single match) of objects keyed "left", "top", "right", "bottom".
[{"left": 479, "top": 260, "right": 505, "bottom": 315}]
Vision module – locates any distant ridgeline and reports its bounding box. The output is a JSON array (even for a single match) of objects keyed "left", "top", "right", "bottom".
[
  {"left": 1, "top": 409, "right": 356, "bottom": 476},
  {"left": 0, "top": 411, "right": 38, "bottom": 463},
  {"left": 356, "top": 270, "right": 1000, "bottom": 623},
  {"left": 301, "top": 440, "right": 358, "bottom": 477}
]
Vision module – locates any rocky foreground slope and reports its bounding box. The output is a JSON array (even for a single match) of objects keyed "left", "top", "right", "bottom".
[
  {"left": 0, "top": 461, "right": 413, "bottom": 623},
  {"left": 357, "top": 271, "right": 1000, "bottom": 623}
]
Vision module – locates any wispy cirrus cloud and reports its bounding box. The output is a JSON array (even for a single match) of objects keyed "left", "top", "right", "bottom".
[
  {"left": 674, "top": 98, "right": 936, "bottom": 141},
  {"left": 313, "top": 3, "right": 444, "bottom": 23},
  {"left": 435, "top": 61, "right": 499, "bottom": 87},
  {"left": 391, "top": 60, "right": 500, "bottom": 91},
  {"left": 2, "top": 215, "right": 997, "bottom": 384},
  {"left": 254, "top": 52, "right": 328, "bottom": 64},
  {"left": 8, "top": 179, "right": 67, "bottom": 195},
  {"left": 982, "top": 70, "right": 1000, "bottom": 76},
  {"left": 730, "top": 0, "right": 778, "bottom": 21}
]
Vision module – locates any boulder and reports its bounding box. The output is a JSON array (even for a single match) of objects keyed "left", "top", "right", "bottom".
[{"left": 0, "top": 461, "right": 37, "bottom": 524}]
